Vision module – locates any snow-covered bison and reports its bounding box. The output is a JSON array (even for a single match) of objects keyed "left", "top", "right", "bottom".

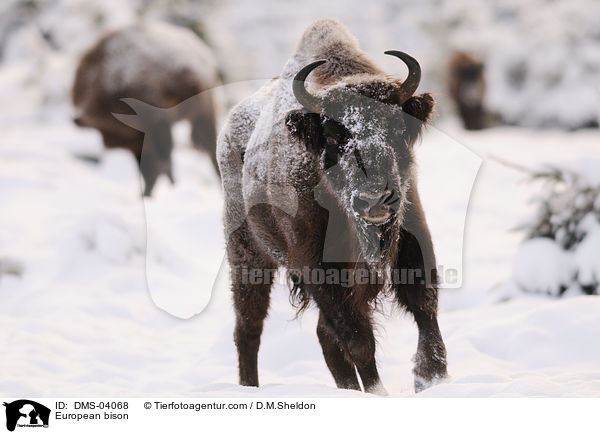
[
  {"left": 72, "top": 22, "right": 220, "bottom": 196},
  {"left": 218, "top": 18, "right": 448, "bottom": 394}
]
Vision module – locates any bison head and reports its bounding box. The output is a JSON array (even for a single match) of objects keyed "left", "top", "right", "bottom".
[{"left": 286, "top": 51, "right": 433, "bottom": 263}]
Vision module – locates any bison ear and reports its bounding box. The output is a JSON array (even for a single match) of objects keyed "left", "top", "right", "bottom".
[
  {"left": 401, "top": 92, "right": 434, "bottom": 145},
  {"left": 402, "top": 92, "right": 434, "bottom": 123},
  {"left": 285, "top": 110, "right": 323, "bottom": 153}
]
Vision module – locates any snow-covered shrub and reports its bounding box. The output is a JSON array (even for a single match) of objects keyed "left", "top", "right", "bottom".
[
  {"left": 514, "top": 160, "right": 600, "bottom": 296},
  {"left": 514, "top": 238, "right": 573, "bottom": 297}
]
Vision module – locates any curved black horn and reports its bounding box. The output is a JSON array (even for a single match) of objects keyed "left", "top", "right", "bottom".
[
  {"left": 292, "top": 60, "right": 327, "bottom": 113},
  {"left": 384, "top": 50, "right": 421, "bottom": 104}
]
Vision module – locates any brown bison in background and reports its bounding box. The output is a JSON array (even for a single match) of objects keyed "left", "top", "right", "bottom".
[
  {"left": 447, "top": 51, "right": 487, "bottom": 130},
  {"left": 72, "top": 21, "right": 220, "bottom": 196}
]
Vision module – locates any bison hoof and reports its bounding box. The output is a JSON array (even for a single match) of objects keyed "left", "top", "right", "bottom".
[
  {"left": 414, "top": 377, "right": 429, "bottom": 393},
  {"left": 414, "top": 374, "right": 447, "bottom": 393},
  {"left": 365, "top": 382, "right": 388, "bottom": 396}
]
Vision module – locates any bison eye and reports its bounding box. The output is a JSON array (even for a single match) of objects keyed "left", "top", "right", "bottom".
[
  {"left": 323, "top": 136, "right": 340, "bottom": 169},
  {"left": 325, "top": 136, "right": 338, "bottom": 147},
  {"left": 321, "top": 118, "right": 351, "bottom": 149}
]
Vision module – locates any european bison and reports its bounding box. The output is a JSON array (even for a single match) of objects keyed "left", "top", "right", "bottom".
[
  {"left": 447, "top": 50, "right": 487, "bottom": 130},
  {"left": 72, "top": 21, "right": 220, "bottom": 196},
  {"left": 218, "top": 18, "right": 448, "bottom": 394}
]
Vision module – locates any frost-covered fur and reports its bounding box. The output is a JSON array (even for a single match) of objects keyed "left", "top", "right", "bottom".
[
  {"left": 220, "top": 19, "right": 391, "bottom": 241},
  {"left": 218, "top": 18, "right": 447, "bottom": 394},
  {"left": 73, "top": 21, "right": 220, "bottom": 196}
]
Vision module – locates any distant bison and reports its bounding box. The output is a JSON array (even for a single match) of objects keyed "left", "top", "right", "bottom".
[
  {"left": 72, "top": 22, "right": 220, "bottom": 195},
  {"left": 447, "top": 51, "right": 486, "bottom": 130}
]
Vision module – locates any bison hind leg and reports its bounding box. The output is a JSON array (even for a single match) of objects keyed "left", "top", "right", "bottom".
[{"left": 229, "top": 222, "right": 275, "bottom": 387}]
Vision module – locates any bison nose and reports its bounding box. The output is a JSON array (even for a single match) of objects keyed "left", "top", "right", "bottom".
[{"left": 353, "top": 190, "right": 395, "bottom": 225}]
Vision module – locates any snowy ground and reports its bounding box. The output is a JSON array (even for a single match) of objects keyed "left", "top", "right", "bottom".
[{"left": 1, "top": 101, "right": 600, "bottom": 397}]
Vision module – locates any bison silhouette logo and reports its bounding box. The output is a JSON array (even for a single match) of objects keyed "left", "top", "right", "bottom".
[{"left": 3, "top": 400, "right": 50, "bottom": 432}]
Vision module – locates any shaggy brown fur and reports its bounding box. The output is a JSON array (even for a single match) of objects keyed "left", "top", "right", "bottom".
[
  {"left": 72, "top": 23, "right": 219, "bottom": 196},
  {"left": 219, "top": 18, "right": 447, "bottom": 394},
  {"left": 447, "top": 50, "right": 487, "bottom": 130}
]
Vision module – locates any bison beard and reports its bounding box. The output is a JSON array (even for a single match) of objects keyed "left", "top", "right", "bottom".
[{"left": 220, "top": 18, "right": 448, "bottom": 394}]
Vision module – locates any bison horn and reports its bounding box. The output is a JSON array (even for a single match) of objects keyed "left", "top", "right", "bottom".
[
  {"left": 384, "top": 50, "right": 421, "bottom": 104},
  {"left": 292, "top": 60, "right": 327, "bottom": 113}
]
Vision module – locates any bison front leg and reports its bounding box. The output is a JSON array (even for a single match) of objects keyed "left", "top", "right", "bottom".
[
  {"left": 395, "top": 225, "right": 448, "bottom": 392},
  {"left": 312, "top": 288, "right": 386, "bottom": 395},
  {"left": 396, "top": 282, "right": 448, "bottom": 392},
  {"left": 410, "top": 302, "right": 448, "bottom": 393},
  {"left": 316, "top": 312, "right": 361, "bottom": 391}
]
